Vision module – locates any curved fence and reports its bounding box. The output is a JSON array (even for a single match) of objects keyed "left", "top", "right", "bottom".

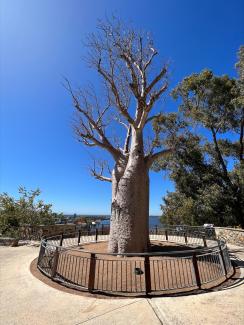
[{"left": 37, "top": 227, "right": 233, "bottom": 296}]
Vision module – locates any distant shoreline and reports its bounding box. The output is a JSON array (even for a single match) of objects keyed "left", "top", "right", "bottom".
[
  {"left": 61, "top": 215, "right": 163, "bottom": 227},
  {"left": 63, "top": 215, "right": 161, "bottom": 218}
]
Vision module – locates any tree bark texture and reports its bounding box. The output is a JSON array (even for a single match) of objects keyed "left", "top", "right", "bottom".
[{"left": 108, "top": 130, "right": 150, "bottom": 253}]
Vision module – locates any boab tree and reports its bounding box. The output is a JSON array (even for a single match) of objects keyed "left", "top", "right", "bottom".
[{"left": 67, "top": 19, "right": 171, "bottom": 253}]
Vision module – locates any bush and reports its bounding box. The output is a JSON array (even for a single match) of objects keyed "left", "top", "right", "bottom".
[{"left": 0, "top": 187, "right": 57, "bottom": 238}]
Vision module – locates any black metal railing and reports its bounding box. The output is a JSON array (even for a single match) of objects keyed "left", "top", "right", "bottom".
[{"left": 37, "top": 226, "right": 232, "bottom": 296}]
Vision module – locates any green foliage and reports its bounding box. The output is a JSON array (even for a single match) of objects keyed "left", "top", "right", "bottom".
[
  {"left": 155, "top": 46, "right": 244, "bottom": 227},
  {"left": 0, "top": 187, "right": 57, "bottom": 238},
  {"left": 172, "top": 70, "right": 240, "bottom": 132},
  {"left": 162, "top": 193, "right": 197, "bottom": 225}
]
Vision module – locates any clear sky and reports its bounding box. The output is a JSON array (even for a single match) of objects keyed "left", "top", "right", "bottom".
[{"left": 0, "top": 0, "right": 243, "bottom": 215}]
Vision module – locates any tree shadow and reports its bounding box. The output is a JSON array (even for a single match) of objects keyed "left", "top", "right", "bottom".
[{"left": 149, "top": 242, "right": 202, "bottom": 257}]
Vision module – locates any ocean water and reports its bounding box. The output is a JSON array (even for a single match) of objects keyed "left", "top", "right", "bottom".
[{"left": 100, "top": 215, "right": 162, "bottom": 229}]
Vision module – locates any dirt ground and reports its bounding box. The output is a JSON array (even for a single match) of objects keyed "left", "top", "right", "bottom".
[{"left": 38, "top": 240, "right": 235, "bottom": 296}]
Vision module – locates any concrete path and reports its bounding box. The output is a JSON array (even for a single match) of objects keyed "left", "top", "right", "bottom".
[{"left": 0, "top": 244, "right": 243, "bottom": 325}]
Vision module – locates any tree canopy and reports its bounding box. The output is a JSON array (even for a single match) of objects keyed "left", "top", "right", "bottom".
[
  {"left": 66, "top": 18, "right": 171, "bottom": 181},
  {"left": 0, "top": 187, "right": 58, "bottom": 237},
  {"left": 154, "top": 46, "right": 244, "bottom": 227}
]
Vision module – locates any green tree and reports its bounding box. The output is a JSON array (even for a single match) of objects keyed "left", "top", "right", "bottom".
[
  {"left": 154, "top": 47, "right": 244, "bottom": 227},
  {"left": 0, "top": 187, "right": 57, "bottom": 237}
]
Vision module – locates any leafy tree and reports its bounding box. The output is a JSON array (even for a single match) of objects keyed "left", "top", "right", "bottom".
[
  {"left": 0, "top": 187, "right": 57, "bottom": 237},
  {"left": 67, "top": 18, "right": 172, "bottom": 253},
  {"left": 155, "top": 46, "right": 244, "bottom": 227}
]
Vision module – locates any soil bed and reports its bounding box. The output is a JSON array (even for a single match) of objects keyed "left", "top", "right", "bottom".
[
  {"left": 35, "top": 241, "right": 234, "bottom": 296},
  {"left": 76, "top": 240, "right": 195, "bottom": 255}
]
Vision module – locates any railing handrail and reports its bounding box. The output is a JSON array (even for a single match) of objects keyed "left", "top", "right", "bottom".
[
  {"left": 41, "top": 241, "right": 225, "bottom": 257},
  {"left": 41, "top": 227, "right": 222, "bottom": 257},
  {"left": 37, "top": 225, "right": 232, "bottom": 296}
]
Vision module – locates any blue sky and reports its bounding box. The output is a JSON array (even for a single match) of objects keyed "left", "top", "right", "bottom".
[{"left": 0, "top": 0, "right": 243, "bottom": 215}]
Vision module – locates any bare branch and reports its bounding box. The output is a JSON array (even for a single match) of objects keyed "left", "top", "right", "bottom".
[
  {"left": 123, "top": 125, "right": 132, "bottom": 154},
  {"left": 145, "top": 148, "right": 172, "bottom": 168},
  {"left": 120, "top": 52, "right": 140, "bottom": 98},
  {"left": 65, "top": 79, "right": 121, "bottom": 160},
  {"left": 145, "top": 113, "right": 161, "bottom": 125},
  {"left": 90, "top": 160, "right": 112, "bottom": 182},
  {"left": 137, "top": 83, "right": 168, "bottom": 129},
  {"left": 144, "top": 48, "right": 158, "bottom": 70},
  {"left": 148, "top": 83, "right": 168, "bottom": 106},
  {"left": 97, "top": 61, "right": 135, "bottom": 125},
  {"left": 134, "top": 61, "right": 168, "bottom": 129},
  {"left": 145, "top": 66, "right": 167, "bottom": 95},
  {"left": 113, "top": 115, "right": 129, "bottom": 130},
  {"left": 68, "top": 18, "right": 171, "bottom": 178}
]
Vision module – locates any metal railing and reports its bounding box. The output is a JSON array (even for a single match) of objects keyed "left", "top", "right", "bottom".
[{"left": 37, "top": 227, "right": 232, "bottom": 296}]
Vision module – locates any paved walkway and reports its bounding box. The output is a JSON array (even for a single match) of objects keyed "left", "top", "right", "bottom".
[{"left": 0, "top": 244, "right": 243, "bottom": 325}]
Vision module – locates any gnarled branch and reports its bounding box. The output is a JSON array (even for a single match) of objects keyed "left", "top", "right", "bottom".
[
  {"left": 145, "top": 148, "right": 172, "bottom": 168},
  {"left": 145, "top": 66, "right": 167, "bottom": 96},
  {"left": 145, "top": 113, "right": 161, "bottom": 125},
  {"left": 97, "top": 60, "right": 135, "bottom": 125},
  {"left": 123, "top": 125, "right": 132, "bottom": 154},
  {"left": 90, "top": 160, "right": 112, "bottom": 182},
  {"left": 65, "top": 79, "right": 121, "bottom": 161}
]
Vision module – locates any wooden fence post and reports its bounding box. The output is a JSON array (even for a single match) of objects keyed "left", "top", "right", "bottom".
[
  {"left": 144, "top": 255, "right": 151, "bottom": 295},
  {"left": 88, "top": 253, "right": 96, "bottom": 292},
  {"left": 192, "top": 252, "right": 201, "bottom": 289}
]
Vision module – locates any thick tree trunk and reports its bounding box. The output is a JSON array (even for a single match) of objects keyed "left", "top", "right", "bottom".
[
  {"left": 108, "top": 130, "right": 150, "bottom": 253},
  {"left": 109, "top": 166, "right": 149, "bottom": 253}
]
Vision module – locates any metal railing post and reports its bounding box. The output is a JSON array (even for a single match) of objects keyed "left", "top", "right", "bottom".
[
  {"left": 88, "top": 253, "right": 96, "bottom": 292},
  {"left": 192, "top": 252, "right": 201, "bottom": 289},
  {"left": 36, "top": 225, "right": 233, "bottom": 296},
  {"left": 38, "top": 237, "right": 46, "bottom": 265},
  {"left": 51, "top": 247, "right": 60, "bottom": 278},
  {"left": 59, "top": 233, "right": 64, "bottom": 247},
  {"left": 218, "top": 243, "right": 227, "bottom": 277},
  {"left": 165, "top": 230, "right": 168, "bottom": 241},
  {"left": 202, "top": 236, "right": 207, "bottom": 247},
  {"left": 184, "top": 232, "right": 188, "bottom": 244},
  {"left": 144, "top": 256, "right": 151, "bottom": 295},
  {"left": 78, "top": 230, "right": 81, "bottom": 245}
]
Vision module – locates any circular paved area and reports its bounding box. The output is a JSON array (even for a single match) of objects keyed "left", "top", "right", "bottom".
[{"left": 0, "top": 244, "right": 243, "bottom": 325}]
